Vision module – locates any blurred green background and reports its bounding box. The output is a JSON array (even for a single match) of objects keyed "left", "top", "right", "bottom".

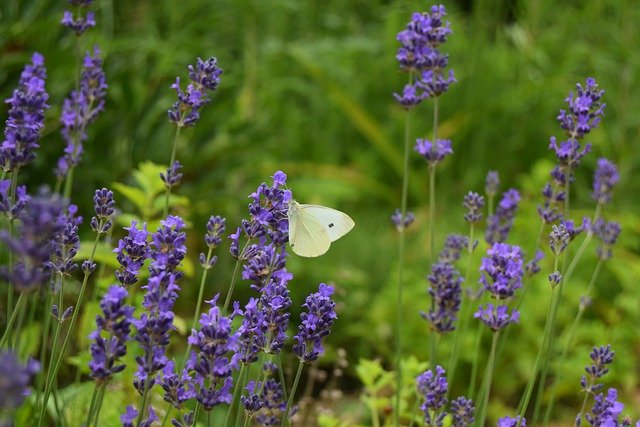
[{"left": 1, "top": 0, "right": 639, "bottom": 423}]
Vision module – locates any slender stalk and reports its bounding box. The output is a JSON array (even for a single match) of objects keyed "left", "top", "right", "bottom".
[
  {"left": 135, "top": 379, "right": 153, "bottom": 427},
  {"left": 466, "top": 319, "right": 483, "bottom": 399},
  {"left": 429, "top": 331, "right": 438, "bottom": 369},
  {"left": 93, "top": 385, "right": 107, "bottom": 427},
  {"left": 542, "top": 259, "right": 603, "bottom": 423},
  {"left": 36, "top": 290, "right": 53, "bottom": 397},
  {"left": 277, "top": 353, "right": 288, "bottom": 402},
  {"left": 0, "top": 292, "right": 27, "bottom": 349},
  {"left": 19, "top": 295, "right": 38, "bottom": 355},
  {"left": 163, "top": 126, "right": 182, "bottom": 217},
  {"left": 85, "top": 382, "right": 102, "bottom": 427},
  {"left": 223, "top": 240, "right": 250, "bottom": 312},
  {"left": 234, "top": 366, "right": 251, "bottom": 427},
  {"left": 6, "top": 172, "right": 18, "bottom": 325},
  {"left": 428, "top": 96, "right": 439, "bottom": 262},
  {"left": 476, "top": 331, "right": 499, "bottom": 427},
  {"left": 206, "top": 409, "right": 212, "bottom": 427},
  {"left": 225, "top": 364, "right": 246, "bottom": 426},
  {"left": 575, "top": 391, "right": 591, "bottom": 427},
  {"left": 394, "top": 82, "right": 413, "bottom": 427},
  {"left": 280, "top": 361, "right": 304, "bottom": 427}
]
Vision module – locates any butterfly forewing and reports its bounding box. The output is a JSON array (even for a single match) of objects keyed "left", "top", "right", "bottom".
[
  {"left": 288, "top": 204, "right": 332, "bottom": 257},
  {"left": 300, "top": 204, "right": 355, "bottom": 242}
]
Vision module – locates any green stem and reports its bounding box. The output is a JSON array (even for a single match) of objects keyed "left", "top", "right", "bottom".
[
  {"left": 85, "top": 382, "right": 102, "bottom": 427},
  {"left": 164, "top": 126, "right": 182, "bottom": 217},
  {"left": 428, "top": 96, "right": 439, "bottom": 262},
  {"left": 234, "top": 365, "right": 251, "bottom": 427},
  {"left": 206, "top": 409, "right": 212, "bottom": 427},
  {"left": 542, "top": 259, "right": 603, "bottom": 423},
  {"left": 135, "top": 379, "right": 153, "bottom": 427},
  {"left": 280, "top": 361, "right": 304, "bottom": 427},
  {"left": 476, "top": 331, "right": 499, "bottom": 427},
  {"left": 0, "top": 292, "right": 27, "bottom": 349},
  {"left": 429, "top": 331, "right": 437, "bottom": 369},
  {"left": 223, "top": 240, "right": 250, "bottom": 312},
  {"left": 224, "top": 364, "right": 247, "bottom": 426},
  {"left": 467, "top": 319, "right": 484, "bottom": 399},
  {"left": 93, "top": 384, "right": 107, "bottom": 427},
  {"left": 6, "top": 172, "right": 18, "bottom": 325},
  {"left": 36, "top": 290, "right": 53, "bottom": 397},
  {"left": 575, "top": 391, "right": 591, "bottom": 427}
]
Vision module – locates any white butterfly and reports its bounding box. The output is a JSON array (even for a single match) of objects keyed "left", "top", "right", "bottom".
[{"left": 287, "top": 199, "right": 355, "bottom": 257}]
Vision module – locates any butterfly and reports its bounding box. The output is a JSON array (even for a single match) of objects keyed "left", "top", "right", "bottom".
[{"left": 287, "top": 199, "right": 355, "bottom": 257}]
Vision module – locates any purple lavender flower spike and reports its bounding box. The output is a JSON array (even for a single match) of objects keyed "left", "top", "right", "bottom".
[
  {"left": 61, "top": 0, "right": 96, "bottom": 35},
  {"left": 0, "top": 351, "right": 40, "bottom": 411},
  {"left": 0, "top": 191, "right": 65, "bottom": 292},
  {"left": 549, "top": 223, "right": 570, "bottom": 256},
  {"left": 160, "top": 160, "right": 183, "bottom": 189},
  {"left": 90, "top": 187, "right": 115, "bottom": 234},
  {"left": 0, "top": 180, "right": 30, "bottom": 218},
  {"left": 421, "top": 261, "right": 463, "bottom": 333},
  {"left": 463, "top": 191, "right": 484, "bottom": 224},
  {"left": 55, "top": 47, "right": 107, "bottom": 179},
  {"left": 450, "top": 396, "right": 475, "bottom": 427},
  {"left": 159, "top": 360, "right": 196, "bottom": 412},
  {"left": 524, "top": 250, "right": 544, "bottom": 277},
  {"left": 121, "top": 405, "right": 158, "bottom": 427},
  {"left": 438, "top": 234, "right": 469, "bottom": 264},
  {"left": 293, "top": 283, "right": 337, "bottom": 363},
  {"left": 0, "top": 53, "right": 49, "bottom": 173},
  {"left": 479, "top": 243, "right": 524, "bottom": 300},
  {"left": 474, "top": 303, "right": 519, "bottom": 332},
  {"left": 416, "top": 365, "right": 448, "bottom": 426},
  {"left": 260, "top": 277, "right": 292, "bottom": 354},
  {"left": 47, "top": 204, "right": 82, "bottom": 286},
  {"left": 497, "top": 415, "right": 526, "bottom": 427},
  {"left": 168, "top": 57, "right": 223, "bottom": 128},
  {"left": 592, "top": 158, "right": 619, "bottom": 205},
  {"left": 415, "top": 138, "right": 453, "bottom": 165},
  {"left": 89, "top": 285, "right": 134, "bottom": 381},
  {"left": 237, "top": 297, "right": 267, "bottom": 365},
  {"left": 391, "top": 208, "right": 415, "bottom": 231},
  {"left": 557, "top": 77, "right": 605, "bottom": 139},
  {"left": 114, "top": 221, "right": 150, "bottom": 287},
  {"left": 580, "top": 345, "right": 614, "bottom": 394},
  {"left": 485, "top": 189, "right": 520, "bottom": 244},
  {"left": 586, "top": 388, "right": 626, "bottom": 427},
  {"left": 485, "top": 171, "right": 500, "bottom": 197},
  {"left": 593, "top": 220, "right": 621, "bottom": 260},
  {"left": 187, "top": 295, "right": 239, "bottom": 411},
  {"left": 205, "top": 215, "right": 226, "bottom": 248},
  {"left": 241, "top": 378, "right": 288, "bottom": 425}
]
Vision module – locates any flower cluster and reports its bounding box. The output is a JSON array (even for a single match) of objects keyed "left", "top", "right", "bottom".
[
  {"left": 475, "top": 243, "right": 523, "bottom": 332},
  {"left": 580, "top": 345, "right": 614, "bottom": 395},
  {"left": 485, "top": 171, "right": 500, "bottom": 198},
  {"left": 160, "top": 160, "right": 183, "bottom": 189},
  {"left": 497, "top": 415, "right": 527, "bottom": 427},
  {"left": 592, "top": 219, "right": 621, "bottom": 260},
  {"left": 463, "top": 191, "right": 484, "bottom": 224},
  {"left": 61, "top": 0, "right": 96, "bottom": 35},
  {"left": 0, "top": 350, "right": 40, "bottom": 412},
  {"left": 47, "top": 204, "right": 82, "bottom": 288},
  {"left": 591, "top": 158, "right": 619, "bottom": 206},
  {"left": 90, "top": 187, "right": 116, "bottom": 234},
  {"left": 200, "top": 215, "right": 226, "bottom": 269},
  {"left": 485, "top": 189, "right": 520, "bottom": 244},
  {"left": 438, "top": 233, "right": 469, "bottom": 264},
  {"left": 415, "top": 137, "right": 453, "bottom": 166},
  {"left": 0, "top": 52, "right": 49, "bottom": 173},
  {"left": 159, "top": 360, "right": 195, "bottom": 423},
  {"left": 168, "top": 57, "right": 223, "bottom": 127},
  {"left": 89, "top": 285, "right": 134, "bottom": 381},
  {"left": 114, "top": 221, "right": 150, "bottom": 287},
  {"left": 421, "top": 257, "right": 463, "bottom": 334},
  {"left": 391, "top": 208, "right": 415, "bottom": 231},
  {"left": 416, "top": 366, "right": 474, "bottom": 427},
  {"left": 241, "top": 378, "right": 288, "bottom": 426},
  {"left": 293, "top": 283, "right": 338, "bottom": 363},
  {"left": 55, "top": 47, "right": 108, "bottom": 179},
  {"left": 394, "top": 5, "right": 456, "bottom": 107}
]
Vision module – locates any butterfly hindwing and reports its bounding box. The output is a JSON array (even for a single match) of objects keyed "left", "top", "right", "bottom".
[
  {"left": 299, "top": 204, "right": 355, "bottom": 242},
  {"left": 289, "top": 206, "right": 332, "bottom": 257}
]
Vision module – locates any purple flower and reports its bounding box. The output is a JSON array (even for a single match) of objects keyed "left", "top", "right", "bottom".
[
  {"left": 149, "top": 215, "right": 187, "bottom": 275},
  {"left": 593, "top": 220, "right": 621, "bottom": 260},
  {"left": 0, "top": 180, "right": 30, "bottom": 218},
  {"left": 415, "top": 138, "right": 453, "bottom": 165},
  {"left": 524, "top": 250, "right": 544, "bottom": 277},
  {"left": 90, "top": 187, "right": 115, "bottom": 234},
  {"left": 0, "top": 53, "right": 49, "bottom": 172},
  {"left": 393, "top": 84, "right": 426, "bottom": 109},
  {"left": 47, "top": 204, "right": 82, "bottom": 285},
  {"left": 391, "top": 208, "right": 415, "bottom": 231},
  {"left": 479, "top": 243, "right": 523, "bottom": 300},
  {"left": 187, "top": 295, "right": 239, "bottom": 411},
  {"left": 159, "top": 360, "right": 196, "bottom": 411},
  {"left": 293, "top": 283, "right": 337, "bottom": 363},
  {"left": 61, "top": 0, "right": 96, "bottom": 35},
  {"left": 89, "top": 285, "right": 134, "bottom": 381},
  {"left": 160, "top": 160, "right": 183, "bottom": 189},
  {"left": 438, "top": 234, "right": 469, "bottom": 264},
  {"left": 55, "top": 47, "right": 107, "bottom": 179},
  {"left": 0, "top": 350, "right": 40, "bottom": 411},
  {"left": 549, "top": 223, "right": 570, "bottom": 256},
  {"left": 591, "top": 158, "right": 619, "bottom": 205},
  {"left": 485, "top": 171, "right": 500, "bottom": 197},
  {"left": 0, "top": 191, "right": 65, "bottom": 292},
  {"left": 237, "top": 297, "right": 267, "bottom": 364},
  {"left": 416, "top": 365, "right": 448, "bottom": 425},
  {"left": 463, "top": 192, "right": 484, "bottom": 224},
  {"left": 580, "top": 345, "right": 614, "bottom": 394},
  {"left": 204, "top": 215, "right": 226, "bottom": 248},
  {"left": 485, "top": 189, "right": 520, "bottom": 244},
  {"left": 474, "top": 303, "right": 519, "bottom": 332},
  {"left": 450, "top": 396, "right": 475, "bottom": 427},
  {"left": 242, "top": 243, "right": 287, "bottom": 292},
  {"left": 242, "top": 378, "right": 288, "bottom": 426},
  {"left": 497, "top": 415, "right": 526, "bottom": 427},
  {"left": 260, "top": 277, "right": 292, "bottom": 354},
  {"left": 114, "top": 221, "right": 150, "bottom": 287},
  {"left": 586, "top": 388, "right": 626, "bottom": 427},
  {"left": 121, "top": 405, "right": 157, "bottom": 427},
  {"left": 421, "top": 261, "right": 463, "bottom": 333},
  {"left": 168, "top": 57, "right": 222, "bottom": 127},
  {"left": 557, "top": 77, "right": 605, "bottom": 139}
]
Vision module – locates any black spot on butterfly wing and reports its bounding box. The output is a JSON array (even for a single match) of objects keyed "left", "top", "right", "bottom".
[{"left": 328, "top": 223, "right": 334, "bottom": 228}]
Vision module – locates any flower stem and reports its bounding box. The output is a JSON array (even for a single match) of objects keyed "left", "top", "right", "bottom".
[
  {"left": 281, "top": 361, "right": 304, "bottom": 427},
  {"left": 0, "top": 291, "right": 27, "bottom": 349},
  {"left": 85, "top": 382, "right": 102, "bottom": 427},
  {"left": 135, "top": 379, "right": 153, "bottom": 427},
  {"left": 224, "top": 240, "right": 250, "bottom": 312},
  {"left": 163, "top": 126, "right": 182, "bottom": 217},
  {"left": 476, "top": 331, "right": 499, "bottom": 427},
  {"left": 224, "top": 364, "right": 247, "bottom": 426},
  {"left": 233, "top": 365, "right": 250, "bottom": 427},
  {"left": 467, "top": 319, "right": 484, "bottom": 399}
]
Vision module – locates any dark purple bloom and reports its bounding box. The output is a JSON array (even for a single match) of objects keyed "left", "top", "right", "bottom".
[
  {"left": 61, "top": 0, "right": 95, "bottom": 35},
  {"left": 260, "top": 277, "right": 292, "bottom": 354},
  {"left": 159, "top": 360, "right": 196, "bottom": 410},
  {"left": 485, "top": 189, "right": 520, "bottom": 244},
  {"left": 415, "top": 138, "right": 453, "bottom": 165},
  {"left": 121, "top": 405, "right": 157, "bottom": 427},
  {"left": 585, "top": 388, "right": 626, "bottom": 427},
  {"left": 242, "top": 380, "right": 265, "bottom": 415},
  {"left": 47, "top": 204, "right": 82, "bottom": 285},
  {"left": 524, "top": 250, "right": 544, "bottom": 277},
  {"left": 242, "top": 243, "right": 287, "bottom": 292},
  {"left": 160, "top": 160, "right": 183, "bottom": 189},
  {"left": 293, "top": 283, "right": 337, "bottom": 363},
  {"left": 187, "top": 295, "right": 239, "bottom": 411},
  {"left": 0, "top": 53, "right": 49, "bottom": 173},
  {"left": 591, "top": 158, "right": 619, "bottom": 205},
  {"left": 237, "top": 297, "right": 267, "bottom": 365},
  {"left": 450, "top": 396, "right": 475, "bottom": 427},
  {"left": 479, "top": 243, "right": 523, "bottom": 300},
  {"left": 0, "top": 180, "right": 30, "bottom": 218},
  {"left": 0, "top": 350, "right": 40, "bottom": 411},
  {"left": 90, "top": 187, "right": 115, "bottom": 234},
  {"left": 0, "top": 191, "right": 65, "bottom": 292},
  {"left": 548, "top": 271, "right": 562, "bottom": 288},
  {"left": 557, "top": 78, "right": 605, "bottom": 139},
  {"left": 168, "top": 57, "right": 222, "bottom": 127},
  {"left": 485, "top": 171, "right": 500, "bottom": 197},
  {"left": 562, "top": 217, "right": 589, "bottom": 241},
  {"left": 438, "top": 234, "right": 469, "bottom": 264},
  {"left": 421, "top": 261, "right": 463, "bottom": 333},
  {"left": 204, "top": 215, "right": 226, "bottom": 248},
  {"left": 391, "top": 208, "right": 415, "bottom": 231},
  {"left": 114, "top": 221, "right": 150, "bottom": 287},
  {"left": 497, "top": 416, "right": 526, "bottom": 427},
  {"left": 55, "top": 47, "right": 107, "bottom": 179},
  {"left": 416, "top": 365, "right": 448, "bottom": 426},
  {"left": 89, "top": 285, "right": 134, "bottom": 380},
  {"left": 549, "top": 223, "right": 570, "bottom": 256},
  {"left": 242, "top": 378, "right": 288, "bottom": 426},
  {"left": 593, "top": 220, "right": 621, "bottom": 260},
  {"left": 393, "top": 84, "right": 426, "bottom": 109},
  {"left": 149, "top": 215, "right": 187, "bottom": 275},
  {"left": 463, "top": 192, "right": 484, "bottom": 224},
  {"left": 580, "top": 345, "right": 614, "bottom": 394},
  {"left": 474, "top": 303, "right": 519, "bottom": 332}
]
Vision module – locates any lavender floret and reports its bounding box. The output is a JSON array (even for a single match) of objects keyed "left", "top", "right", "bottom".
[
  {"left": 416, "top": 365, "right": 448, "bottom": 425},
  {"left": 591, "top": 158, "right": 619, "bottom": 205},
  {"left": 293, "top": 283, "right": 337, "bottom": 363},
  {"left": 0, "top": 350, "right": 40, "bottom": 411}
]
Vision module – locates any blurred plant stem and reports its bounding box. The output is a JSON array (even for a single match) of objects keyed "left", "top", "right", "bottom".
[
  {"left": 476, "top": 330, "right": 499, "bottom": 427},
  {"left": 281, "top": 361, "right": 304, "bottom": 427},
  {"left": 164, "top": 126, "right": 182, "bottom": 217}
]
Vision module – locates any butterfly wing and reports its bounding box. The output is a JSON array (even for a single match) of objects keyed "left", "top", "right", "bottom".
[
  {"left": 288, "top": 206, "right": 332, "bottom": 257},
  {"left": 299, "top": 204, "right": 355, "bottom": 242}
]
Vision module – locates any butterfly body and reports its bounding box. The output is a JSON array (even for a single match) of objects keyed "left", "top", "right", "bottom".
[{"left": 287, "top": 200, "right": 355, "bottom": 257}]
